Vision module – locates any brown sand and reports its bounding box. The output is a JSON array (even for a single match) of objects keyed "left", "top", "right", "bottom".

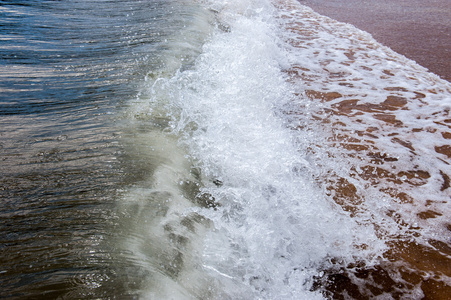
[{"left": 297, "top": 0, "right": 451, "bottom": 82}]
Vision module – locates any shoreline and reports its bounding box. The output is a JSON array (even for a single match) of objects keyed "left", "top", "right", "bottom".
[{"left": 297, "top": 0, "right": 451, "bottom": 82}]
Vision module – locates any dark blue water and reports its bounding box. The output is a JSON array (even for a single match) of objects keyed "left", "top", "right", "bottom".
[
  {"left": 0, "top": 0, "right": 188, "bottom": 298},
  {"left": 1, "top": 0, "right": 170, "bottom": 115}
]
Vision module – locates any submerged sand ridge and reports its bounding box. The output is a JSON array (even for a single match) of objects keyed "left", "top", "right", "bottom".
[
  {"left": 277, "top": 0, "right": 451, "bottom": 298},
  {"left": 297, "top": 0, "right": 451, "bottom": 82}
]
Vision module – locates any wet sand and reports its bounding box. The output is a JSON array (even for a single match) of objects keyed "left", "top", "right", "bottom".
[
  {"left": 277, "top": 1, "right": 451, "bottom": 297},
  {"left": 297, "top": 0, "right": 451, "bottom": 82}
]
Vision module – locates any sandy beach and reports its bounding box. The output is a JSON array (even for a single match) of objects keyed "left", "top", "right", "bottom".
[{"left": 297, "top": 0, "right": 451, "bottom": 82}]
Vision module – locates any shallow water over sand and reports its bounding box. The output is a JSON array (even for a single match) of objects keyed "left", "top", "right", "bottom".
[
  {"left": 297, "top": 0, "right": 451, "bottom": 82},
  {"left": 279, "top": 0, "right": 451, "bottom": 297}
]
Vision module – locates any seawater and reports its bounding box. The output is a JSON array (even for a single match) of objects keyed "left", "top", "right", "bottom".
[{"left": 1, "top": 0, "right": 450, "bottom": 299}]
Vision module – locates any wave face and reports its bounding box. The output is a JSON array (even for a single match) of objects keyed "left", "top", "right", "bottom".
[{"left": 1, "top": 0, "right": 449, "bottom": 298}]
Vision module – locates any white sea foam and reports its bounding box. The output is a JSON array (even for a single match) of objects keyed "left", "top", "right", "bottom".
[
  {"left": 123, "top": 0, "right": 451, "bottom": 298},
  {"left": 276, "top": 0, "right": 451, "bottom": 241}
]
